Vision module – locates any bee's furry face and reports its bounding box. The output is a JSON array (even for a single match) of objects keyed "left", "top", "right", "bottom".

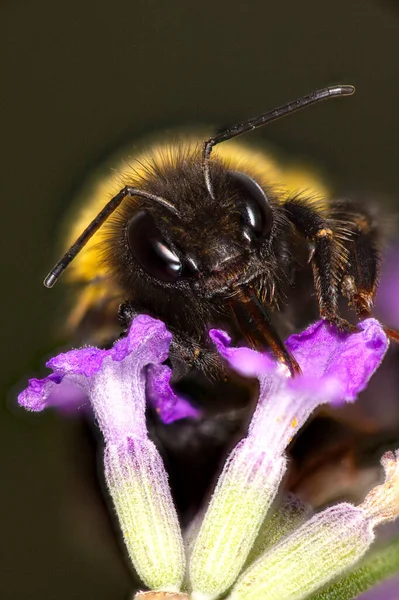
[{"left": 104, "top": 147, "right": 291, "bottom": 339}]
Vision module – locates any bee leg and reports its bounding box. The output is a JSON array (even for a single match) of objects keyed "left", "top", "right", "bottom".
[
  {"left": 168, "top": 332, "right": 225, "bottom": 382},
  {"left": 284, "top": 198, "right": 355, "bottom": 332},
  {"left": 334, "top": 203, "right": 380, "bottom": 320},
  {"left": 318, "top": 199, "right": 399, "bottom": 344},
  {"left": 118, "top": 300, "right": 145, "bottom": 330}
]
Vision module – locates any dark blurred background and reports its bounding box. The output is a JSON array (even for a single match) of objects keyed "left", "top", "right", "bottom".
[{"left": 2, "top": 1, "right": 399, "bottom": 598}]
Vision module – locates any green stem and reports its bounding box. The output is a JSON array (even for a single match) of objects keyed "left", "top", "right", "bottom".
[{"left": 308, "top": 534, "right": 399, "bottom": 600}]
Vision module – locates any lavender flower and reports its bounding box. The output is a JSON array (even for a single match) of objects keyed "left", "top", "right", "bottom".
[
  {"left": 19, "top": 315, "right": 194, "bottom": 591},
  {"left": 19, "top": 315, "right": 399, "bottom": 600},
  {"left": 189, "top": 320, "right": 390, "bottom": 599}
]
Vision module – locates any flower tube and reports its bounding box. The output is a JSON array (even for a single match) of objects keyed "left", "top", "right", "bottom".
[
  {"left": 188, "top": 319, "right": 389, "bottom": 600},
  {"left": 19, "top": 315, "right": 188, "bottom": 591}
]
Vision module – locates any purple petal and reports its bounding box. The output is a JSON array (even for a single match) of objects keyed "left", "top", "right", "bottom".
[
  {"left": 46, "top": 314, "right": 171, "bottom": 378},
  {"left": 210, "top": 318, "right": 388, "bottom": 406},
  {"left": 43, "top": 380, "right": 89, "bottom": 415},
  {"left": 47, "top": 347, "right": 108, "bottom": 378},
  {"left": 18, "top": 373, "right": 63, "bottom": 412},
  {"left": 209, "top": 329, "right": 276, "bottom": 377},
  {"left": 109, "top": 314, "right": 171, "bottom": 363},
  {"left": 286, "top": 318, "right": 388, "bottom": 403},
  {"left": 146, "top": 364, "right": 202, "bottom": 424},
  {"left": 18, "top": 316, "right": 172, "bottom": 422}
]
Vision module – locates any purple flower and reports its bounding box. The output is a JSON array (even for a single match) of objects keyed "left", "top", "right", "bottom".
[
  {"left": 211, "top": 318, "right": 387, "bottom": 402},
  {"left": 209, "top": 318, "right": 387, "bottom": 454},
  {"left": 19, "top": 314, "right": 199, "bottom": 425},
  {"left": 189, "top": 319, "right": 389, "bottom": 598},
  {"left": 19, "top": 315, "right": 191, "bottom": 591}
]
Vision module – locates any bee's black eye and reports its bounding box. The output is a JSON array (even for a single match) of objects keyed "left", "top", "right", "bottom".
[
  {"left": 230, "top": 171, "right": 273, "bottom": 238},
  {"left": 127, "top": 210, "right": 182, "bottom": 282}
]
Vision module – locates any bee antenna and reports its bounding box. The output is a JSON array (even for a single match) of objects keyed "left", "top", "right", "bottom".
[
  {"left": 43, "top": 187, "right": 179, "bottom": 288},
  {"left": 202, "top": 84, "right": 355, "bottom": 199}
]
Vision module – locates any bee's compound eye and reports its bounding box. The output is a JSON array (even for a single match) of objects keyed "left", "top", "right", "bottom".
[
  {"left": 127, "top": 210, "right": 182, "bottom": 282},
  {"left": 230, "top": 171, "right": 273, "bottom": 239}
]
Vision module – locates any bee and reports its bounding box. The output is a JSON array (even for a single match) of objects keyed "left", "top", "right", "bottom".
[{"left": 44, "top": 85, "right": 394, "bottom": 517}]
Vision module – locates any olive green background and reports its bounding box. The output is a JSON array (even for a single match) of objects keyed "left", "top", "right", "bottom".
[{"left": 2, "top": 1, "right": 399, "bottom": 598}]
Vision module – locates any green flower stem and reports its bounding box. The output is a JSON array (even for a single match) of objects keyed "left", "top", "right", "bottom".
[{"left": 308, "top": 534, "right": 399, "bottom": 599}]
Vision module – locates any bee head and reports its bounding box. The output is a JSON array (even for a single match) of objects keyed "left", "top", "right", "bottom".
[{"left": 117, "top": 155, "right": 276, "bottom": 301}]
